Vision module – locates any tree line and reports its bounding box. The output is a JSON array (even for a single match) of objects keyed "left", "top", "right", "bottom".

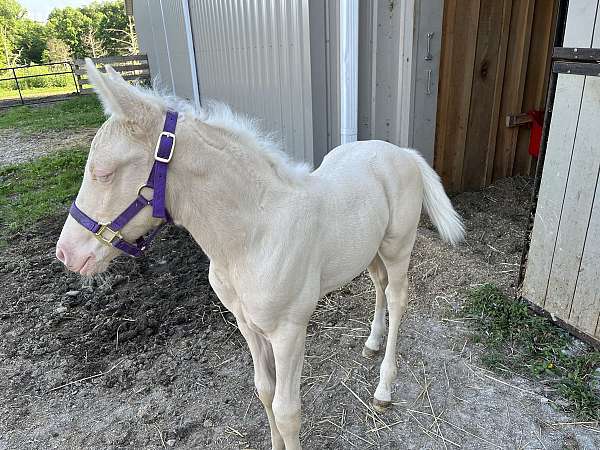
[{"left": 0, "top": 0, "right": 138, "bottom": 67}]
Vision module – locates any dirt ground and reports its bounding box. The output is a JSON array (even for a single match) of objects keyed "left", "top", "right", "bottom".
[
  {"left": 0, "top": 128, "right": 96, "bottom": 166},
  {"left": 1, "top": 177, "right": 599, "bottom": 450}
]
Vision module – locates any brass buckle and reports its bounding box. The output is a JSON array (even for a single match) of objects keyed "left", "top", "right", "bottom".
[
  {"left": 154, "top": 131, "right": 176, "bottom": 163},
  {"left": 94, "top": 223, "right": 122, "bottom": 246}
]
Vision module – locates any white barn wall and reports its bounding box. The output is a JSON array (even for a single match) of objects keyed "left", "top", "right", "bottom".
[{"left": 133, "top": 0, "right": 336, "bottom": 167}]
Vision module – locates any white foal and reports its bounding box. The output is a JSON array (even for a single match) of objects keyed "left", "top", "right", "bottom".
[{"left": 56, "top": 61, "right": 464, "bottom": 450}]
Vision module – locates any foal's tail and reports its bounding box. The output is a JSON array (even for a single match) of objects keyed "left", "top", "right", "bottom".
[{"left": 410, "top": 151, "right": 465, "bottom": 246}]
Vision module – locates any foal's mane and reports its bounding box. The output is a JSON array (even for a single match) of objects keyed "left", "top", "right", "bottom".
[{"left": 134, "top": 84, "right": 311, "bottom": 184}]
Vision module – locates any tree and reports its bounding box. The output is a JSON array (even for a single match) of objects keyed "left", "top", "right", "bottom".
[
  {"left": 81, "top": 25, "right": 105, "bottom": 58},
  {"left": 14, "top": 19, "right": 47, "bottom": 64},
  {"left": 47, "top": 6, "right": 92, "bottom": 59},
  {"left": 0, "top": 0, "right": 25, "bottom": 66},
  {"left": 42, "top": 37, "right": 70, "bottom": 62},
  {"left": 48, "top": 1, "right": 136, "bottom": 58},
  {"left": 106, "top": 16, "right": 138, "bottom": 54}
]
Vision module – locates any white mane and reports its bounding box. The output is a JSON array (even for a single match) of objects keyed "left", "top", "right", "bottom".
[{"left": 130, "top": 82, "right": 311, "bottom": 184}]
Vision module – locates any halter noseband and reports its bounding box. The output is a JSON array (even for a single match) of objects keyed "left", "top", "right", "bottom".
[{"left": 69, "top": 110, "right": 179, "bottom": 257}]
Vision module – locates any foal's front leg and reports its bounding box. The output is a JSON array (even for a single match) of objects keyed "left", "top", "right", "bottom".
[
  {"left": 208, "top": 264, "right": 284, "bottom": 448},
  {"left": 237, "top": 320, "right": 284, "bottom": 450},
  {"left": 269, "top": 323, "right": 308, "bottom": 450}
]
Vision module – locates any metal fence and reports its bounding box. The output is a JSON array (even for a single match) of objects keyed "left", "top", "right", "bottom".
[{"left": 0, "top": 61, "right": 79, "bottom": 107}]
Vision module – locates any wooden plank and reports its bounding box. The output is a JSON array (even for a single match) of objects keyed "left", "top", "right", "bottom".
[
  {"left": 74, "top": 54, "right": 148, "bottom": 65},
  {"left": 553, "top": 47, "right": 600, "bottom": 61},
  {"left": 522, "top": 0, "right": 599, "bottom": 307},
  {"left": 545, "top": 76, "right": 600, "bottom": 319},
  {"left": 553, "top": 61, "right": 600, "bottom": 76},
  {"left": 434, "top": 0, "right": 480, "bottom": 192},
  {"left": 73, "top": 63, "right": 149, "bottom": 76},
  {"left": 79, "top": 72, "right": 150, "bottom": 84},
  {"left": 461, "top": 0, "right": 509, "bottom": 190},
  {"left": 491, "top": 0, "right": 534, "bottom": 182},
  {"left": 483, "top": 0, "right": 514, "bottom": 185},
  {"left": 562, "top": 2, "right": 598, "bottom": 48},
  {"left": 521, "top": 75, "right": 585, "bottom": 306},
  {"left": 565, "top": 7, "right": 600, "bottom": 336},
  {"left": 506, "top": 113, "right": 533, "bottom": 128},
  {"left": 569, "top": 165, "right": 600, "bottom": 336},
  {"left": 513, "top": 0, "right": 557, "bottom": 176}
]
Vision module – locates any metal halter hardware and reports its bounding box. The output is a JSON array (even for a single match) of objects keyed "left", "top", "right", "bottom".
[{"left": 68, "top": 110, "right": 179, "bottom": 257}]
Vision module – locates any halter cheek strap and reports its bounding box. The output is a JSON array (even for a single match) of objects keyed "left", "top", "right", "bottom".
[{"left": 69, "top": 110, "right": 178, "bottom": 257}]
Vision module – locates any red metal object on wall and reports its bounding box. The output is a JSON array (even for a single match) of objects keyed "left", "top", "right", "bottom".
[{"left": 528, "top": 110, "right": 545, "bottom": 158}]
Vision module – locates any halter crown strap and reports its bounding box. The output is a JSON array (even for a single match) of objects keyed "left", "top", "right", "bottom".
[
  {"left": 151, "top": 110, "right": 178, "bottom": 219},
  {"left": 69, "top": 110, "right": 178, "bottom": 258}
]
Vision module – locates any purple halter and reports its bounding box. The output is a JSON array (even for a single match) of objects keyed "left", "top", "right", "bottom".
[{"left": 69, "top": 110, "right": 179, "bottom": 257}]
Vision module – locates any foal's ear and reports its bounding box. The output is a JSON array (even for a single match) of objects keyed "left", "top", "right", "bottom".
[{"left": 85, "top": 58, "right": 156, "bottom": 120}]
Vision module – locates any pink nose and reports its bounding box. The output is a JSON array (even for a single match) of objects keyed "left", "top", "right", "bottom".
[{"left": 56, "top": 243, "right": 70, "bottom": 267}]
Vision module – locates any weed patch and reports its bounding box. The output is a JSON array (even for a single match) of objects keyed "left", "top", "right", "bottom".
[
  {"left": 462, "top": 284, "right": 600, "bottom": 421},
  {"left": 0, "top": 148, "right": 87, "bottom": 235}
]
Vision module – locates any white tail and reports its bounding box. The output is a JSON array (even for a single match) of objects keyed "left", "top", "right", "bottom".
[{"left": 410, "top": 151, "right": 465, "bottom": 245}]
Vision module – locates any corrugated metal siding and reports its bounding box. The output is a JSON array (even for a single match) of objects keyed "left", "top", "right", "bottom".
[
  {"left": 134, "top": 0, "right": 192, "bottom": 98},
  {"left": 136, "top": 0, "right": 174, "bottom": 92},
  {"left": 158, "top": 0, "right": 194, "bottom": 100},
  {"left": 132, "top": 1, "right": 160, "bottom": 81},
  {"left": 188, "top": 0, "right": 315, "bottom": 165}
]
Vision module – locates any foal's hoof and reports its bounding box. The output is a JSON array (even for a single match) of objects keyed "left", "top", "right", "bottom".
[
  {"left": 362, "top": 345, "right": 379, "bottom": 358},
  {"left": 372, "top": 397, "right": 392, "bottom": 413}
]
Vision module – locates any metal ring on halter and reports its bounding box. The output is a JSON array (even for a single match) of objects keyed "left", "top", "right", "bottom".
[{"left": 137, "top": 184, "right": 154, "bottom": 203}]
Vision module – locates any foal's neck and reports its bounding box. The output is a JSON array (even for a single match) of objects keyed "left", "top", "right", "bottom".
[{"left": 165, "top": 116, "right": 301, "bottom": 264}]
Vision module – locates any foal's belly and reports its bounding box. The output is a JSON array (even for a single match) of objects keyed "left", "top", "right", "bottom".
[{"left": 318, "top": 195, "right": 388, "bottom": 296}]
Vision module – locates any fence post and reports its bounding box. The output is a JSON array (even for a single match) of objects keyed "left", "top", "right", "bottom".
[
  {"left": 12, "top": 67, "right": 23, "bottom": 105},
  {"left": 69, "top": 62, "right": 79, "bottom": 94}
]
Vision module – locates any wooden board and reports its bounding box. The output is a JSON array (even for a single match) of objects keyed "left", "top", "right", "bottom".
[
  {"left": 74, "top": 55, "right": 149, "bottom": 65},
  {"left": 79, "top": 72, "right": 150, "bottom": 88},
  {"left": 434, "top": 1, "right": 557, "bottom": 191},
  {"left": 73, "top": 63, "right": 149, "bottom": 76},
  {"left": 513, "top": 1, "right": 557, "bottom": 176},
  {"left": 434, "top": 0, "right": 480, "bottom": 192},
  {"left": 521, "top": 74, "right": 585, "bottom": 305},
  {"left": 544, "top": 75, "right": 600, "bottom": 318},
  {"left": 569, "top": 169, "right": 600, "bottom": 337},
  {"left": 491, "top": 0, "right": 534, "bottom": 181},
  {"left": 523, "top": 1, "right": 600, "bottom": 335},
  {"left": 461, "top": 0, "right": 510, "bottom": 190}
]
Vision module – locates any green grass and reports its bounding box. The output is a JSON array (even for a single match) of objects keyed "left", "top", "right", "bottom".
[
  {"left": 462, "top": 284, "right": 600, "bottom": 421},
  {"left": 0, "top": 86, "right": 77, "bottom": 100},
  {"left": 0, "top": 148, "right": 87, "bottom": 235},
  {"left": 0, "top": 95, "right": 105, "bottom": 134}
]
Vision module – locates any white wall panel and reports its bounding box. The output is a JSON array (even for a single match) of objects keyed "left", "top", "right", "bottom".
[{"left": 188, "top": 0, "right": 315, "bottom": 164}]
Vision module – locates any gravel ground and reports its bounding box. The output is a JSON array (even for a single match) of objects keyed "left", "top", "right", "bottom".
[
  {"left": 1, "top": 177, "right": 599, "bottom": 449},
  {"left": 0, "top": 128, "right": 95, "bottom": 166}
]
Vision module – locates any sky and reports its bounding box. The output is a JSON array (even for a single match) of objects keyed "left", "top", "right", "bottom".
[{"left": 20, "top": 0, "right": 96, "bottom": 22}]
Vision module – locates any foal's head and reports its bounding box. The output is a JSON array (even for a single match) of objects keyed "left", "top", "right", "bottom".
[{"left": 56, "top": 60, "right": 168, "bottom": 275}]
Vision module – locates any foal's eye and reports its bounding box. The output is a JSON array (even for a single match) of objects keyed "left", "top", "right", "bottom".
[
  {"left": 93, "top": 170, "right": 114, "bottom": 183},
  {"left": 96, "top": 174, "right": 112, "bottom": 183}
]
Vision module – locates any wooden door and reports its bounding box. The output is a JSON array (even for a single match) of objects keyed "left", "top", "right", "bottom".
[
  {"left": 435, "top": 0, "right": 557, "bottom": 192},
  {"left": 523, "top": 0, "right": 600, "bottom": 344}
]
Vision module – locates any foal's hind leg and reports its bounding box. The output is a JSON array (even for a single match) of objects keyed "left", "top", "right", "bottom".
[
  {"left": 372, "top": 235, "right": 416, "bottom": 411},
  {"left": 363, "top": 254, "right": 389, "bottom": 357}
]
